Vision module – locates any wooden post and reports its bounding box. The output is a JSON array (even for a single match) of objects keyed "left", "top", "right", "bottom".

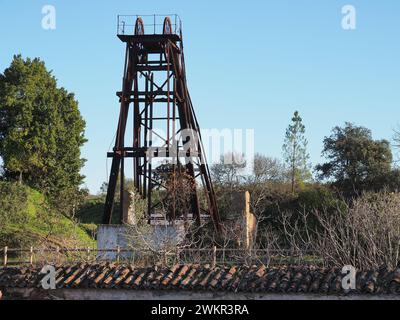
[
  {"left": 175, "top": 248, "right": 179, "bottom": 265},
  {"left": 56, "top": 246, "right": 60, "bottom": 264},
  {"left": 3, "top": 246, "right": 8, "bottom": 267},
  {"left": 117, "top": 246, "right": 120, "bottom": 263},
  {"left": 212, "top": 246, "right": 217, "bottom": 268},
  {"left": 30, "top": 246, "right": 34, "bottom": 265}
]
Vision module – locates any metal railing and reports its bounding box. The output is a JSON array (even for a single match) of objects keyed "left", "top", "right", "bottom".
[
  {"left": 1, "top": 246, "right": 322, "bottom": 268},
  {"left": 117, "top": 14, "right": 182, "bottom": 35}
]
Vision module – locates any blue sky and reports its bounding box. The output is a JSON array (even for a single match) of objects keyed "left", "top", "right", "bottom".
[{"left": 0, "top": 0, "right": 399, "bottom": 193}]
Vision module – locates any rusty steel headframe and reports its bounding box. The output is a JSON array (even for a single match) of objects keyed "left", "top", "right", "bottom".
[{"left": 103, "top": 15, "right": 222, "bottom": 232}]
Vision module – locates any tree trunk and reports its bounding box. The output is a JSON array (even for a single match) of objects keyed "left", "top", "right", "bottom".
[
  {"left": 18, "top": 171, "right": 23, "bottom": 185},
  {"left": 291, "top": 166, "right": 295, "bottom": 193},
  {"left": 291, "top": 143, "right": 296, "bottom": 193}
]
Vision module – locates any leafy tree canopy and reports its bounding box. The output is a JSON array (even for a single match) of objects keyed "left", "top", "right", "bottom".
[
  {"left": 316, "top": 122, "right": 394, "bottom": 195},
  {"left": 0, "top": 55, "right": 87, "bottom": 215}
]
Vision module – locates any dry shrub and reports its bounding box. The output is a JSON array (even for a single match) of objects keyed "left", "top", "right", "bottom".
[{"left": 281, "top": 191, "right": 400, "bottom": 269}]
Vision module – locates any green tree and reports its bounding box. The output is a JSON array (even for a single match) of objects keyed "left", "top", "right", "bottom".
[
  {"left": 316, "top": 123, "right": 393, "bottom": 195},
  {"left": 282, "top": 111, "right": 311, "bottom": 193},
  {"left": 0, "top": 55, "right": 87, "bottom": 215}
]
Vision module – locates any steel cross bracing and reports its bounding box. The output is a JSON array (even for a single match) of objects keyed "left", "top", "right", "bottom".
[{"left": 103, "top": 17, "right": 221, "bottom": 232}]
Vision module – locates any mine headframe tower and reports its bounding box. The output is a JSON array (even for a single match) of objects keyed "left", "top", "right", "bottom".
[{"left": 103, "top": 15, "right": 221, "bottom": 232}]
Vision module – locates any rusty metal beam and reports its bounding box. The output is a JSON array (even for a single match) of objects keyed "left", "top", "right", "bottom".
[{"left": 103, "top": 16, "right": 221, "bottom": 232}]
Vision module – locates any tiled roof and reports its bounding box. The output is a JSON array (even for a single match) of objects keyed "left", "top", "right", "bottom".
[{"left": 1, "top": 263, "right": 400, "bottom": 295}]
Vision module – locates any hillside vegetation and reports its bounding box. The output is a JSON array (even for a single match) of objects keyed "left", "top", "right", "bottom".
[
  {"left": 0, "top": 181, "right": 95, "bottom": 249},
  {"left": 75, "top": 195, "right": 122, "bottom": 225}
]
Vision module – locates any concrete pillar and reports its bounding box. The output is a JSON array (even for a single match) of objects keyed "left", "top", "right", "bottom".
[
  {"left": 244, "top": 191, "right": 257, "bottom": 250},
  {"left": 122, "top": 190, "right": 136, "bottom": 225}
]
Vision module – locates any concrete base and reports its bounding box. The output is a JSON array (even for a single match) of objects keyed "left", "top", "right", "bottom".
[
  {"left": 96, "top": 225, "right": 131, "bottom": 260},
  {"left": 96, "top": 223, "right": 186, "bottom": 257}
]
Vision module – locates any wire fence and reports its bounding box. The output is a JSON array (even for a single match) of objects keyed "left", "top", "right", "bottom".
[{"left": 1, "top": 246, "right": 322, "bottom": 268}]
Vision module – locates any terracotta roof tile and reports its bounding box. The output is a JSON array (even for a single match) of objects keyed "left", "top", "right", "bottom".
[
  {"left": 180, "top": 265, "right": 198, "bottom": 288},
  {"left": 171, "top": 265, "right": 190, "bottom": 287},
  {"left": 1, "top": 264, "right": 400, "bottom": 295},
  {"left": 161, "top": 264, "right": 180, "bottom": 287},
  {"left": 198, "top": 268, "right": 215, "bottom": 288},
  {"left": 220, "top": 266, "right": 237, "bottom": 289}
]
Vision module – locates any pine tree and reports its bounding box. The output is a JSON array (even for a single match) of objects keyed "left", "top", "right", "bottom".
[{"left": 282, "top": 111, "right": 311, "bottom": 192}]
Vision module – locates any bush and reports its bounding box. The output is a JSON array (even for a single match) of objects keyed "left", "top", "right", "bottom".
[
  {"left": 0, "top": 182, "right": 36, "bottom": 247},
  {"left": 297, "top": 186, "right": 343, "bottom": 211},
  {"left": 255, "top": 184, "right": 344, "bottom": 234},
  {"left": 0, "top": 182, "right": 29, "bottom": 225},
  {"left": 280, "top": 191, "right": 400, "bottom": 269},
  {"left": 295, "top": 186, "right": 347, "bottom": 231}
]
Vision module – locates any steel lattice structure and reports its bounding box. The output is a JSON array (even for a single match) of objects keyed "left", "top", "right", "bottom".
[{"left": 103, "top": 15, "right": 221, "bottom": 231}]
